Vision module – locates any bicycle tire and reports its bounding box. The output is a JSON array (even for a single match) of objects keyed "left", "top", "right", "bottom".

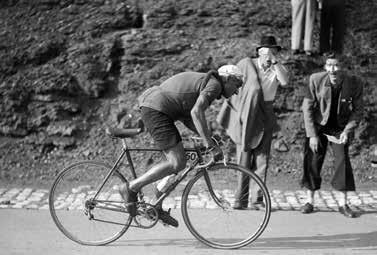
[
  {"left": 181, "top": 163, "right": 271, "bottom": 249},
  {"left": 49, "top": 161, "right": 132, "bottom": 245}
]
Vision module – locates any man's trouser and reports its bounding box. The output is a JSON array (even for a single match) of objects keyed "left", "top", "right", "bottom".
[
  {"left": 234, "top": 102, "right": 275, "bottom": 206},
  {"left": 319, "top": 0, "right": 345, "bottom": 54},
  {"left": 301, "top": 133, "right": 355, "bottom": 191},
  {"left": 291, "top": 0, "right": 316, "bottom": 51}
]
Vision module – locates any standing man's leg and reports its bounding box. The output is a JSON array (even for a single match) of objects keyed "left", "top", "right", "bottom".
[
  {"left": 319, "top": 2, "right": 331, "bottom": 54},
  {"left": 331, "top": 142, "right": 356, "bottom": 218},
  {"left": 249, "top": 143, "right": 271, "bottom": 204},
  {"left": 331, "top": 1, "right": 345, "bottom": 54},
  {"left": 249, "top": 106, "right": 274, "bottom": 205},
  {"left": 291, "top": 0, "right": 305, "bottom": 52},
  {"left": 234, "top": 149, "right": 252, "bottom": 209},
  {"left": 301, "top": 134, "right": 328, "bottom": 213},
  {"left": 304, "top": 0, "right": 316, "bottom": 54}
]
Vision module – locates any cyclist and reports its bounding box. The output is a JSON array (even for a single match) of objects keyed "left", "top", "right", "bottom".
[{"left": 119, "top": 65, "right": 245, "bottom": 227}]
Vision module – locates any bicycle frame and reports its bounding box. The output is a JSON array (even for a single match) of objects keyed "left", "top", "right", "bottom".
[{"left": 91, "top": 137, "right": 225, "bottom": 213}]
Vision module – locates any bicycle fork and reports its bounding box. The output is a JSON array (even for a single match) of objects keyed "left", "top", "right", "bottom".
[{"left": 201, "top": 168, "right": 231, "bottom": 210}]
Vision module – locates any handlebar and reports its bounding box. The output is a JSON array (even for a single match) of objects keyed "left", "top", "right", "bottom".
[
  {"left": 191, "top": 135, "right": 227, "bottom": 168},
  {"left": 190, "top": 134, "right": 222, "bottom": 149},
  {"left": 196, "top": 156, "right": 227, "bottom": 169}
]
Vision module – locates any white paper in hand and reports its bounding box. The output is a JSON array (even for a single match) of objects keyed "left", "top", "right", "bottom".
[{"left": 324, "top": 134, "right": 342, "bottom": 144}]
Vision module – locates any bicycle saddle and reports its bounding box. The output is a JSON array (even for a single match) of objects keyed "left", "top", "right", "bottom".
[{"left": 105, "top": 119, "right": 145, "bottom": 138}]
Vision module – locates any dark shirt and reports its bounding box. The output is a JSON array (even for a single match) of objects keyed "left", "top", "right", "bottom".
[
  {"left": 138, "top": 72, "right": 222, "bottom": 120},
  {"left": 322, "top": 81, "right": 342, "bottom": 135}
]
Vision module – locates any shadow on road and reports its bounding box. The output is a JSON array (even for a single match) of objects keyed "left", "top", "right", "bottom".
[
  {"left": 248, "top": 231, "right": 377, "bottom": 250},
  {"left": 290, "top": 208, "right": 377, "bottom": 218},
  {"left": 278, "top": 205, "right": 377, "bottom": 214},
  {"left": 111, "top": 231, "right": 377, "bottom": 250}
]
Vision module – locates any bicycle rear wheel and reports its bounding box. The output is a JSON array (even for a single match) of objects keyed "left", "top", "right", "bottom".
[
  {"left": 49, "top": 161, "right": 132, "bottom": 245},
  {"left": 181, "top": 163, "right": 271, "bottom": 249}
]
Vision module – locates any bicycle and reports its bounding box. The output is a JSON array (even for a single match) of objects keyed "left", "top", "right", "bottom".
[{"left": 49, "top": 121, "right": 271, "bottom": 249}]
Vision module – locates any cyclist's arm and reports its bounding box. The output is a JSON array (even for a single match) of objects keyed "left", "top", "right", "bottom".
[
  {"left": 182, "top": 118, "right": 198, "bottom": 134},
  {"left": 190, "top": 94, "right": 215, "bottom": 148}
]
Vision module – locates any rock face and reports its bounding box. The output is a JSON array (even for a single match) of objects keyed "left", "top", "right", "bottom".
[{"left": 0, "top": 0, "right": 376, "bottom": 185}]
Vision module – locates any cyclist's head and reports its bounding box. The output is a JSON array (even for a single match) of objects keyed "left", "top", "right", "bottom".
[{"left": 218, "top": 65, "right": 244, "bottom": 98}]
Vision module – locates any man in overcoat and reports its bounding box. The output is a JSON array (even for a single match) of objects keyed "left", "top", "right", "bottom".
[{"left": 217, "top": 35, "right": 289, "bottom": 209}]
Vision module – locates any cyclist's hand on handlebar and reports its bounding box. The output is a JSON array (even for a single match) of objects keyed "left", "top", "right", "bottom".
[
  {"left": 211, "top": 134, "right": 222, "bottom": 145},
  {"left": 210, "top": 144, "right": 223, "bottom": 162}
]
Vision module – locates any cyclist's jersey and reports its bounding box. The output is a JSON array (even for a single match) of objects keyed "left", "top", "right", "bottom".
[{"left": 138, "top": 72, "right": 223, "bottom": 120}]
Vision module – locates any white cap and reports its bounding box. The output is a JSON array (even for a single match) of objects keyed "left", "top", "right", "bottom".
[{"left": 217, "top": 65, "right": 244, "bottom": 81}]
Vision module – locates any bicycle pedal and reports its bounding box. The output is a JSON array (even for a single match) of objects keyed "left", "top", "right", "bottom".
[{"left": 161, "top": 222, "right": 170, "bottom": 227}]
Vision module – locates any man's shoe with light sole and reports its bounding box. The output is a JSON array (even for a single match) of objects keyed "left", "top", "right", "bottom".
[
  {"left": 338, "top": 204, "right": 356, "bottom": 218},
  {"left": 301, "top": 202, "right": 314, "bottom": 214},
  {"left": 233, "top": 201, "right": 248, "bottom": 210}
]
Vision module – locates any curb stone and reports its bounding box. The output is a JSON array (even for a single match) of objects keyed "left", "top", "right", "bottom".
[{"left": 0, "top": 188, "right": 376, "bottom": 212}]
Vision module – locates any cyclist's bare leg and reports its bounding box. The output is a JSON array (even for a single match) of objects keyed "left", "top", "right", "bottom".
[
  {"left": 128, "top": 142, "right": 187, "bottom": 192},
  {"left": 130, "top": 142, "right": 186, "bottom": 227}
]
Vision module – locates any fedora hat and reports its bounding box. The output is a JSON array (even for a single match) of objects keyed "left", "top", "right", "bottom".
[{"left": 256, "top": 35, "right": 282, "bottom": 52}]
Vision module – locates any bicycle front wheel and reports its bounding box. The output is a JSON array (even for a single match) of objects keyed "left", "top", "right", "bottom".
[
  {"left": 181, "top": 163, "right": 271, "bottom": 249},
  {"left": 49, "top": 161, "right": 132, "bottom": 245}
]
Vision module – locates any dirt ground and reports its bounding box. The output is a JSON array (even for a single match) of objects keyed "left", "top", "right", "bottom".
[{"left": 0, "top": 0, "right": 376, "bottom": 192}]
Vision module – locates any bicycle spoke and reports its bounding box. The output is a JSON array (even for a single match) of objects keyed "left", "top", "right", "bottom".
[
  {"left": 49, "top": 161, "right": 132, "bottom": 245},
  {"left": 181, "top": 163, "right": 271, "bottom": 249}
]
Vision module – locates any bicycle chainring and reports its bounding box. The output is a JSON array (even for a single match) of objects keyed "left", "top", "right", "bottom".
[{"left": 133, "top": 203, "right": 159, "bottom": 229}]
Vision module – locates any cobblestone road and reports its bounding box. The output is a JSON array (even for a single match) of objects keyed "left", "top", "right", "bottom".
[{"left": 1, "top": 187, "right": 377, "bottom": 212}]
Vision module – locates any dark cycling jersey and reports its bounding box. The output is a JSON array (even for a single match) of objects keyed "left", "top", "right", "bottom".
[{"left": 138, "top": 72, "right": 222, "bottom": 120}]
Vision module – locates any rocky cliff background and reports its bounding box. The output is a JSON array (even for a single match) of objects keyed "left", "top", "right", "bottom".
[{"left": 0, "top": 0, "right": 376, "bottom": 188}]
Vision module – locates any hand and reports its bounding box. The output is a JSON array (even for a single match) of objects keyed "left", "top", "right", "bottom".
[
  {"left": 339, "top": 132, "right": 348, "bottom": 144},
  {"left": 309, "top": 136, "right": 319, "bottom": 153},
  {"left": 269, "top": 51, "right": 278, "bottom": 63},
  {"left": 210, "top": 144, "right": 224, "bottom": 162}
]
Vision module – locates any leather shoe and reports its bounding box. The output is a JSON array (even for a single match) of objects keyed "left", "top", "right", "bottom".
[
  {"left": 233, "top": 201, "right": 248, "bottom": 210},
  {"left": 338, "top": 205, "right": 356, "bottom": 218},
  {"left": 301, "top": 202, "right": 314, "bottom": 214},
  {"left": 158, "top": 208, "right": 179, "bottom": 227},
  {"left": 250, "top": 196, "right": 265, "bottom": 208}
]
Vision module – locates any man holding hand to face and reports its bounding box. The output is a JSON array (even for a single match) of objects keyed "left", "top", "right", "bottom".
[{"left": 218, "top": 36, "right": 289, "bottom": 209}]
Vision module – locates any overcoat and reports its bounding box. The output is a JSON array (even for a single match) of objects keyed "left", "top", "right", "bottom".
[{"left": 217, "top": 57, "right": 266, "bottom": 151}]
